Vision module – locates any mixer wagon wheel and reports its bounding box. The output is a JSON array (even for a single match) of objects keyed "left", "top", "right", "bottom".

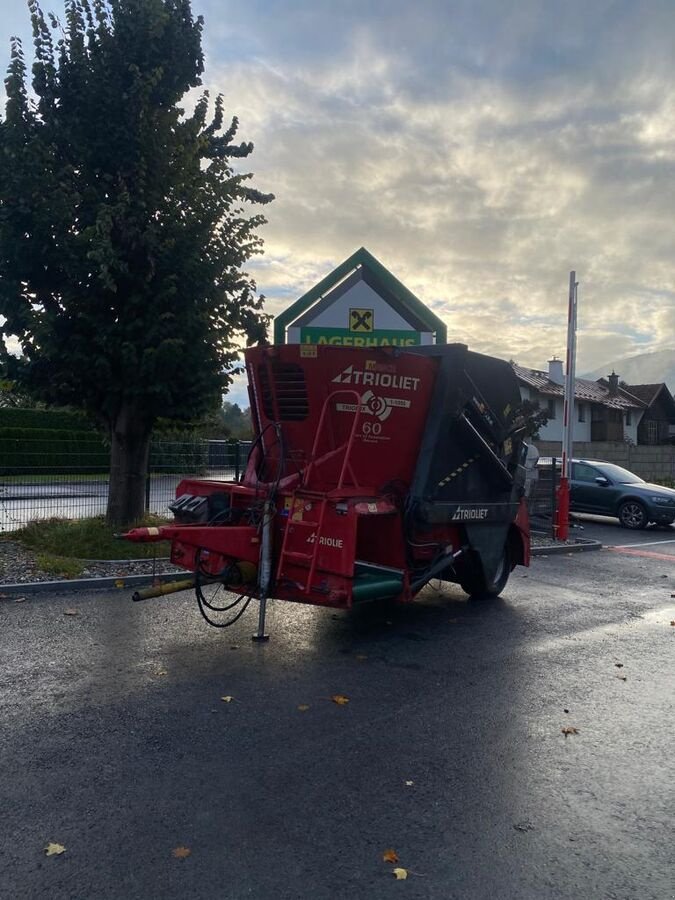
[{"left": 459, "top": 543, "right": 510, "bottom": 599}]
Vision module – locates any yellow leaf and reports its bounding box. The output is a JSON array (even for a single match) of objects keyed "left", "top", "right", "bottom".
[
  {"left": 330, "top": 694, "right": 349, "bottom": 705},
  {"left": 382, "top": 849, "right": 399, "bottom": 864},
  {"left": 393, "top": 867, "right": 408, "bottom": 880},
  {"left": 44, "top": 842, "right": 66, "bottom": 856},
  {"left": 171, "top": 846, "right": 191, "bottom": 859},
  {"left": 297, "top": 704, "right": 310, "bottom": 712},
  {"left": 63, "top": 609, "right": 79, "bottom": 616},
  {"left": 115, "top": 580, "right": 125, "bottom": 588},
  {"left": 561, "top": 726, "right": 579, "bottom": 736},
  {"left": 220, "top": 696, "right": 234, "bottom": 703}
]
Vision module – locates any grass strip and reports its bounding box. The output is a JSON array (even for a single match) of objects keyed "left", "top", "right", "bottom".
[{"left": 5, "top": 515, "right": 171, "bottom": 560}]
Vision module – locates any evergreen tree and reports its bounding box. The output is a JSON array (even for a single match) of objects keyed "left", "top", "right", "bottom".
[{"left": 0, "top": 0, "right": 272, "bottom": 524}]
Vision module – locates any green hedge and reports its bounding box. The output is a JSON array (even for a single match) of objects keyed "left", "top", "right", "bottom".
[
  {"left": 0, "top": 427, "right": 109, "bottom": 474},
  {"left": 0, "top": 407, "right": 94, "bottom": 431}
]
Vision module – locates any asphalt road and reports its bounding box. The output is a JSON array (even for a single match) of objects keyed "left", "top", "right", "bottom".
[{"left": 1, "top": 527, "right": 674, "bottom": 900}]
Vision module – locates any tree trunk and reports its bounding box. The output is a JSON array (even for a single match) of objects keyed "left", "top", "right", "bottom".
[{"left": 106, "top": 405, "right": 152, "bottom": 528}]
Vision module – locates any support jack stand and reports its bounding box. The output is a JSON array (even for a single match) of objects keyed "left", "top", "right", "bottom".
[{"left": 251, "top": 595, "right": 270, "bottom": 642}]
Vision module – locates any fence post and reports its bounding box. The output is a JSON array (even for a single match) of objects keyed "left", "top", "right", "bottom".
[
  {"left": 234, "top": 441, "right": 241, "bottom": 482},
  {"left": 145, "top": 472, "right": 151, "bottom": 512}
]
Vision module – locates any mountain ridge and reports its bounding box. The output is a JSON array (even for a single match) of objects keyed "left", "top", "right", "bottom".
[{"left": 581, "top": 348, "right": 675, "bottom": 393}]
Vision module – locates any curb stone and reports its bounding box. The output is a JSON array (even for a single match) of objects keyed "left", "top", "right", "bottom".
[
  {"left": 0, "top": 571, "right": 190, "bottom": 595},
  {"left": 531, "top": 539, "right": 602, "bottom": 556},
  {"left": 1, "top": 541, "right": 603, "bottom": 595}
]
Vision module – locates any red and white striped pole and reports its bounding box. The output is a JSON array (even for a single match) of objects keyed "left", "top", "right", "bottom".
[{"left": 555, "top": 271, "right": 578, "bottom": 541}]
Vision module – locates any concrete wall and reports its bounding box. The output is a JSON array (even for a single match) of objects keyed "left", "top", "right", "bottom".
[{"left": 535, "top": 440, "right": 675, "bottom": 482}]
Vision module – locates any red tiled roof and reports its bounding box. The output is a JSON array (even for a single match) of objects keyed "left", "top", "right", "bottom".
[{"left": 512, "top": 364, "right": 646, "bottom": 411}]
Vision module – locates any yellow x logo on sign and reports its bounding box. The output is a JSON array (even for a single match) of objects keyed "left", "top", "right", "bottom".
[{"left": 349, "top": 308, "right": 374, "bottom": 332}]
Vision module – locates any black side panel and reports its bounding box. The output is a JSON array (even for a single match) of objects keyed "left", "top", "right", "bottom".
[{"left": 408, "top": 345, "right": 525, "bottom": 523}]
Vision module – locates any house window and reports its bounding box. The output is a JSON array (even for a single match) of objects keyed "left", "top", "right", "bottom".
[
  {"left": 547, "top": 397, "right": 556, "bottom": 419},
  {"left": 625, "top": 409, "right": 632, "bottom": 426},
  {"left": 578, "top": 403, "right": 585, "bottom": 423}
]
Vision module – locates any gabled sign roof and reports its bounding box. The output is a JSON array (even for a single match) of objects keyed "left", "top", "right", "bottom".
[{"left": 273, "top": 247, "right": 447, "bottom": 344}]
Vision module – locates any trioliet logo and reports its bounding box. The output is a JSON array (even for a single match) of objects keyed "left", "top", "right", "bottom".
[
  {"left": 451, "top": 506, "right": 489, "bottom": 521},
  {"left": 332, "top": 365, "right": 420, "bottom": 391},
  {"left": 307, "top": 533, "right": 344, "bottom": 549}
]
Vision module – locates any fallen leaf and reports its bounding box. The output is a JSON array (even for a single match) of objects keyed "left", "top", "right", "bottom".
[
  {"left": 220, "top": 696, "right": 234, "bottom": 703},
  {"left": 392, "top": 868, "right": 408, "bottom": 880},
  {"left": 171, "top": 846, "right": 191, "bottom": 859},
  {"left": 616, "top": 675, "right": 627, "bottom": 681},
  {"left": 354, "top": 654, "right": 368, "bottom": 661},
  {"left": 14, "top": 596, "right": 26, "bottom": 603},
  {"left": 614, "top": 663, "right": 624, "bottom": 668},
  {"left": 330, "top": 694, "right": 349, "bottom": 705},
  {"left": 155, "top": 670, "right": 168, "bottom": 677},
  {"left": 670, "top": 620, "right": 675, "bottom": 626},
  {"left": 405, "top": 780, "right": 414, "bottom": 786},
  {"left": 513, "top": 822, "right": 535, "bottom": 833},
  {"left": 44, "top": 842, "right": 66, "bottom": 856},
  {"left": 114, "top": 579, "right": 125, "bottom": 588},
  {"left": 63, "top": 608, "right": 78, "bottom": 616},
  {"left": 297, "top": 704, "right": 310, "bottom": 712},
  {"left": 563, "top": 709, "right": 569, "bottom": 714},
  {"left": 561, "top": 726, "right": 579, "bottom": 736},
  {"left": 447, "top": 617, "right": 460, "bottom": 624},
  {"left": 383, "top": 849, "right": 399, "bottom": 864}
]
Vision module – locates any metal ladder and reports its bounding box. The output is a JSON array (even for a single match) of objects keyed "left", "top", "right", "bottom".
[{"left": 276, "top": 389, "right": 363, "bottom": 594}]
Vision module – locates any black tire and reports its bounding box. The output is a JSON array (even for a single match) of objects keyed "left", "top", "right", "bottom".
[
  {"left": 459, "top": 543, "right": 510, "bottom": 599},
  {"left": 618, "top": 499, "right": 648, "bottom": 529}
]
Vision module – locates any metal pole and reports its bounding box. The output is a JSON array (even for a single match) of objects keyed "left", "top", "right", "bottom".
[
  {"left": 556, "top": 272, "right": 578, "bottom": 541},
  {"left": 551, "top": 457, "right": 557, "bottom": 541},
  {"left": 252, "top": 499, "right": 272, "bottom": 642}
]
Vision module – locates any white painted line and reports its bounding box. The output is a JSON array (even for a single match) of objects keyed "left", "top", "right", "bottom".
[{"left": 612, "top": 539, "right": 675, "bottom": 549}]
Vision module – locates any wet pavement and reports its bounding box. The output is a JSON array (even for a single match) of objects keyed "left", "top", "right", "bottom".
[{"left": 1, "top": 535, "right": 673, "bottom": 899}]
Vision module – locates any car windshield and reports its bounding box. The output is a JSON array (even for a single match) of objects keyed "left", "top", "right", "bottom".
[{"left": 595, "top": 463, "right": 644, "bottom": 484}]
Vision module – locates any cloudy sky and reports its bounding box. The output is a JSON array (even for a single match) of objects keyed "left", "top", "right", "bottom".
[{"left": 2, "top": 0, "right": 674, "bottom": 400}]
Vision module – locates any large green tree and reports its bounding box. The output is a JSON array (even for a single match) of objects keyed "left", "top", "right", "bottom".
[{"left": 0, "top": 0, "right": 272, "bottom": 524}]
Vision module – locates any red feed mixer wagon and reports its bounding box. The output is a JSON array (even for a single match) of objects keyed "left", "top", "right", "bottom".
[{"left": 122, "top": 342, "right": 531, "bottom": 639}]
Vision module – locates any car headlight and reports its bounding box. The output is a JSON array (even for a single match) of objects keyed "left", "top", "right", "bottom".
[{"left": 650, "top": 496, "right": 675, "bottom": 506}]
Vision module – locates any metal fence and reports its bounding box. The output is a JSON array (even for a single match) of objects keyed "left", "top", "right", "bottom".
[
  {"left": 0, "top": 439, "right": 251, "bottom": 533},
  {"left": 529, "top": 457, "right": 558, "bottom": 537}
]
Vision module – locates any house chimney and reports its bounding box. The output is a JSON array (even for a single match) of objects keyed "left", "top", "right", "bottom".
[
  {"left": 548, "top": 357, "right": 564, "bottom": 385},
  {"left": 608, "top": 371, "right": 619, "bottom": 395}
]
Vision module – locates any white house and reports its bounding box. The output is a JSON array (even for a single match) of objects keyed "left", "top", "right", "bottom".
[{"left": 512, "top": 359, "right": 646, "bottom": 444}]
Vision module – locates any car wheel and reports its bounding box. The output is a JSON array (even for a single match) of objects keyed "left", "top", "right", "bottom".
[
  {"left": 618, "top": 500, "right": 648, "bottom": 529},
  {"left": 459, "top": 543, "right": 510, "bottom": 598}
]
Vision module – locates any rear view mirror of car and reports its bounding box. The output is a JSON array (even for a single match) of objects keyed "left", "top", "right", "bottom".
[{"left": 595, "top": 476, "right": 610, "bottom": 486}]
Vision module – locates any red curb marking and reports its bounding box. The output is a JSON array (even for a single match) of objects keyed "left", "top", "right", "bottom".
[{"left": 607, "top": 547, "right": 675, "bottom": 562}]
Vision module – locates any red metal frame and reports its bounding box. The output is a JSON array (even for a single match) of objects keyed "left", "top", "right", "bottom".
[{"left": 124, "top": 344, "right": 531, "bottom": 616}]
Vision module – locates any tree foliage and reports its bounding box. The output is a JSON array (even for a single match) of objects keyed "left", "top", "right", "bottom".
[{"left": 0, "top": 0, "right": 273, "bottom": 523}]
